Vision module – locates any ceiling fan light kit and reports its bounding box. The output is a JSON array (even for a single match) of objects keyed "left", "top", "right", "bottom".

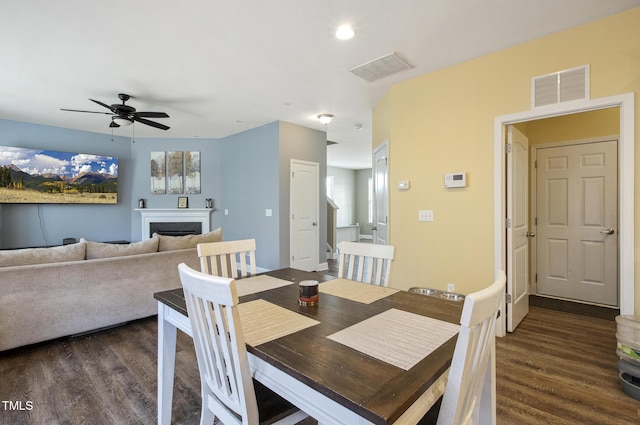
[
  {"left": 62, "top": 93, "right": 170, "bottom": 131},
  {"left": 112, "top": 116, "right": 133, "bottom": 127}
]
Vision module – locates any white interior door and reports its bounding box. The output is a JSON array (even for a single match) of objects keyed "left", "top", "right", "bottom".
[
  {"left": 373, "top": 142, "right": 389, "bottom": 245},
  {"left": 507, "top": 126, "right": 530, "bottom": 332},
  {"left": 290, "top": 159, "right": 319, "bottom": 271},
  {"left": 536, "top": 140, "right": 618, "bottom": 306}
]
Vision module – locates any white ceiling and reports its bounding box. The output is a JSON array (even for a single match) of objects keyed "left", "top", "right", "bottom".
[{"left": 1, "top": 1, "right": 638, "bottom": 169}]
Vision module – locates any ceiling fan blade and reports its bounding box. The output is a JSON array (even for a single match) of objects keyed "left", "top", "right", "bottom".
[
  {"left": 134, "top": 111, "right": 169, "bottom": 118},
  {"left": 61, "top": 108, "right": 113, "bottom": 115},
  {"left": 89, "top": 98, "right": 116, "bottom": 112},
  {"left": 133, "top": 116, "right": 170, "bottom": 130}
]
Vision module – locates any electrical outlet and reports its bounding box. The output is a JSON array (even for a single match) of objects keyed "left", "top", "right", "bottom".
[{"left": 447, "top": 283, "right": 455, "bottom": 292}]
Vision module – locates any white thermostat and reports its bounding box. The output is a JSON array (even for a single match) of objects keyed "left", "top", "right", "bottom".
[{"left": 444, "top": 172, "right": 466, "bottom": 188}]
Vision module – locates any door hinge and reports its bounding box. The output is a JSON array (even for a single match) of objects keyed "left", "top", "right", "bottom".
[
  {"left": 535, "top": 217, "right": 538, "bottom": 226},
  {"left": 505, "top": 143, "right": 512, "bottom": 154},
  {"left": 534, "top": 159, "right": 537, "bottom": 169},
  {"left": 535, "top": 273, "right": 537, "bottom": 283},
  {"left": 505, "top": 293, "right": 512, "bottom": 303},
  {"left": 291, "top": 255, "right": 294, "bottom": 261},
  {"left": 505, "top": 218, "right": 512, "bottom": 228}
]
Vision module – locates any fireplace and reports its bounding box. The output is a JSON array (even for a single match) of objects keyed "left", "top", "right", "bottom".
[
  {"left": 149, "top": 221, "right": 202, "bottom": 237},
  {"left": 136, "top": 208, "right": 212, "bottom": 241}
]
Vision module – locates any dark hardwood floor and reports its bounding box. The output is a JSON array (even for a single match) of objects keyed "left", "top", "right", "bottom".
[{"left": 1, "top": 294, "right": 638, "bottom": 424}]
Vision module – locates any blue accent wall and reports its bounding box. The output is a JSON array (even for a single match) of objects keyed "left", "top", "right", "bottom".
[
  {"left": 129, "top": 137, "right": 223, "bottom": 241},
  {"left": 221, "top": 122, "right": 281, "bottom": 269},
  {"left": 0, "top": 119, "right": 132, "bottom": 247},
  {"left": 278, "top": 121, "right": 327, "bottom": 267},
  {"left": 0, "top": 118, "right": 327, "bottom": 270}
]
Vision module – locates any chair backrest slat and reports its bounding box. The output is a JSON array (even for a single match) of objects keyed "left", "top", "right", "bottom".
[
  {"left": 436, "top": 270, "right": 506, "bottom": 425},
  {"left": 198, "top": 239, "right": 257, "bottom": 278},
  {"left": 179, "top": 263, "right": 259, "bottom": 425},
  {"left": 337, "top": 241, "right": 395, "bottom": 286}
]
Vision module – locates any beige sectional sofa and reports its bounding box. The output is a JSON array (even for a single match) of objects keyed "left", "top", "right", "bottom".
[{"left": 0, "top": 228, "right": 222, "bottom": 351}]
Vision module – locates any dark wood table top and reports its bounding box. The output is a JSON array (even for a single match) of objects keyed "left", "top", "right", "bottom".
[{"left": 154, "top": 268, "right": 463, "bottom": 425}]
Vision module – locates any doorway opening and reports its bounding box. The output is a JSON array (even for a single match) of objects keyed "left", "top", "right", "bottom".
[{"left": 494, "top": 93, "right": 635, "bottom": 335}]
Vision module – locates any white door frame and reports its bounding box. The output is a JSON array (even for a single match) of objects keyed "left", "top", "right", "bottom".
[
  {"left": 373, "top": 141, "right": 390, "bottom": 245},
  {"left": 290, "top": 159, "right": 319, "bottom": 271},
  {"left": 494, "top": 93, "right": 635, "bottom": 336}
]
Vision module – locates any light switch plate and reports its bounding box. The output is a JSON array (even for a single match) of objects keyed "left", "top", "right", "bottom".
[
  {"left": 418, "top": 210, "right": 434, "bottom": 222},
  {"left": 265, "top": 209, "right": 272, "bottom": 217}
]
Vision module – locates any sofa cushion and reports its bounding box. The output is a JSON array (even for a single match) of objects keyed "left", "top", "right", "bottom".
[
  {"left": 82, "top": 236, "right": 160, "bottom": 260},
  {"left": 0, "top": 241, "right": 87, "bottom": 267},
  {"left": 156, "top": 227, "right": 223, "bottom": 252}
]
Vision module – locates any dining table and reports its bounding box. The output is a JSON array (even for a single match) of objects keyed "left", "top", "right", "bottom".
[{"left": 154, "top": 267, "right": 488, "bottom": 425}]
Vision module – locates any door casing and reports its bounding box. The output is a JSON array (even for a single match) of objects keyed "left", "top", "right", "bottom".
[
  {"left": 494, "top": 93, "right": 635, "bottom": 337},
  {"left": 290, "top": 159, "right": 319, "bottom": 271},
  {"left": 373, "top": 141, "right": 389, "bottom": 245}
]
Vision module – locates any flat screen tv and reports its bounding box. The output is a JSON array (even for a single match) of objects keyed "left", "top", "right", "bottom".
[{"left": 0, "top": 146, "right": 118, "bottom": 204}]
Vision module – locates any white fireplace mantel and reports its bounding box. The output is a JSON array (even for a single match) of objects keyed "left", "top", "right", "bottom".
[{"left": 135, "top": 208, "right": 212, "bottom": 240}]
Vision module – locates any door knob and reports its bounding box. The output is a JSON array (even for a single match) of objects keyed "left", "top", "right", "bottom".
[
  {"left": 600, "top": 228, "right": 615, "bottom": 235},
  {"left": 372, "top": 226, "right": 377, "bottom": 231},
  {"left": 312, "top": 222, "right": 317, "bottom": 226},
  {"left": 526, "top": 232, "right": 535, "bottom": 237}
]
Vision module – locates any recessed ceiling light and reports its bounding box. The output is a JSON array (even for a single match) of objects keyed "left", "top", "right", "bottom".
[{"left": 335, "top": 24, "right": 355, "bottom": 40}]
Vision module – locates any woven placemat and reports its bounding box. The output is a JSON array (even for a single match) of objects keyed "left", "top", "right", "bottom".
[
  {"left": 236, "top": 275, "right": 293, "bottom": 297},
  {"left": 327, "top": 308, "right": 460, "bottom": 370},
  {"left": 238, "top": 299, "right": 320, "bottom": 346},
  {"left": 319, "top": 278, "right": 398, "bottom": 304}
]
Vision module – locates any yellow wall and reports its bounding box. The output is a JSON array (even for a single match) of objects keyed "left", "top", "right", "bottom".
[
  {"left": 519, "top": 108, "right": 620, "bottom": 145},
  {"left": 373, "top": 7, "right": 640, "bottom": 312}
]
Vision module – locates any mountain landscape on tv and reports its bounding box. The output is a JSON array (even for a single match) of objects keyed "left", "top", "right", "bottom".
[{"left": 0, "top": 146, "right": 118, "bottom": 204}]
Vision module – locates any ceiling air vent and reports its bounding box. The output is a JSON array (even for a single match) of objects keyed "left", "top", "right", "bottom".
[
  {"left": 350, "top": 52, "right": 413, "bottom": 82},
  {"left": 531, "top": 65, "right": 590, "bottom": 108}
]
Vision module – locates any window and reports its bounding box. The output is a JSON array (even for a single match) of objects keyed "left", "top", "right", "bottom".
[{"left": 326, "top": 175, "right": 335, "bottom": 199}]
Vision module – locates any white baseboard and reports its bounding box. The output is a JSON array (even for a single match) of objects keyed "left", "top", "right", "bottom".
[
  {"left": 255, "top": 265, "right": 270, "bottom": 274},
  {"left": 317, "top": 262, "right": 328, "bottom": 271}
]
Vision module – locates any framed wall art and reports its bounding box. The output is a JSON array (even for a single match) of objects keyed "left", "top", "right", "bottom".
[
  {"left": 185, "top": 151, "right": 201, "bottom": 194},
  {"left": 150, "top": 151, "right": 166, "bottom": 194},
  {"left": 167, "top": 151, "right": 184, "bottom": 194}
]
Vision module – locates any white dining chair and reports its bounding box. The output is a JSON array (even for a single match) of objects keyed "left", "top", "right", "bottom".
[
  {"left": 434, "top": 270, "right": 506, "bottom": 425},
  {"left": 198, "top": 239, "right": 256, "bottom": 278},
  {"left": 178, "top": 262, "right": 309, "bottom": 425},
  {"left": 337, "top": 241, "right": 395, "bottom": 287}
]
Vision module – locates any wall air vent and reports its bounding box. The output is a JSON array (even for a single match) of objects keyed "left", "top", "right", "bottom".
[
  {"left": 350, "top": 52, "right": 413, "bottom": 82},
  {"left": 531, "top": 65, "right": 590, "bottom": 108}
]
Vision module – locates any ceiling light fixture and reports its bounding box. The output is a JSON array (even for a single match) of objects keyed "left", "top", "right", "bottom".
[
  {"left": 112, "top": 116, "right": 133, "bottom": 127},
  {"left": 335, "top": 24, "right": 355, "bottom": 40},
  {"left": 317, "top": 114, "right": 334, "bottom": 125}
]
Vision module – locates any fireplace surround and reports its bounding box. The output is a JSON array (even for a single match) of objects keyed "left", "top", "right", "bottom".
[{"left": 136, "top": 208, "right": 212, "bottom": 241}]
